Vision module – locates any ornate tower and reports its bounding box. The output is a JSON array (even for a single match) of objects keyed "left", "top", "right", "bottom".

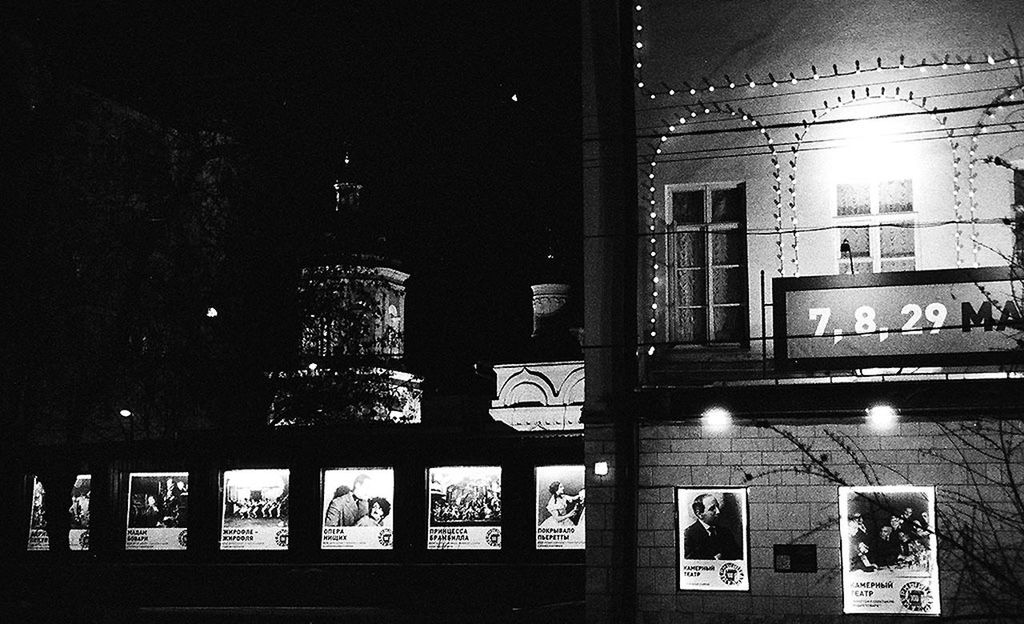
[{"left": 268, "top": 152, "right": 421, "bottom": 425}]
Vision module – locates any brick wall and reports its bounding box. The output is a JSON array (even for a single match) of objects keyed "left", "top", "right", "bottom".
[{"left": 634, "top": 419, "right": 1020, "bottom": 623}]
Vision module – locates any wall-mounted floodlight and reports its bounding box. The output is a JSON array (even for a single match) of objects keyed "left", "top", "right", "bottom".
[
  {"left": 206, "top": 307, "right": 218, "bottom": 318},
  {"left": 594, "top": 461, "right": 609, "bottom": 476},
  {"left": 701, "top": 406, "right": 733, "bottom": 432},
  {"left": 866, "top": 404, "right": 898, "bottom": 429},
  {"left": 119, "top": 409, "right": 132, "bottom": 418}
]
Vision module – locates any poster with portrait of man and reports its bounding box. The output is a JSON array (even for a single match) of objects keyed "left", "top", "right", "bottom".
[
  {"left": 535, "top": 465, "right": 585, "bottom": 550},
  {"left": 675, "top": 487, "right": 748, "bottom": 591},
  {"left": 839, "top": 486, "right": 939, "bottom": 616},
  {"left": 321, "top": 468, "right": 395, "bottom": 550},
  {"left": 220, "top": 469, "right": 289, "bottom": 550},
  {"left": 126, "top": 472, "right": 188, "bottom": 550},
  {"left": 427, "top": 466, "right": 502, "bottom": 550}
]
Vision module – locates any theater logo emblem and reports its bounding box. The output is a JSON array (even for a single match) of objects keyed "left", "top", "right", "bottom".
[
  {"left": 719, "top": 562, "right": 744, "bottom": 586},
  {"left": 275, "top": 528, "right": 289, "bottom": 548},
  {"left": 378, "top": 528, "right": 393, "bottom": 547},
  {"left": 79, "top": 531, "right": 90, "bottom": 550},
  {"left": 900, "top": 582, "right": 932, "bottom": 612},
  {"left": 177, "top": 529, "right": 188, "bottom": 548},
  {"left": 485, "top": 528, "right": 501, "bottom": 548}
]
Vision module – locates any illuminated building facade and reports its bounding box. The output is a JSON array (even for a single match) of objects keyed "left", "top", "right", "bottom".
[{"left": 583, "top": 1, "right": 1024, "bottom": 621}]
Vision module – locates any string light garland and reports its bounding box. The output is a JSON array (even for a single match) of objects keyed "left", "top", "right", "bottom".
[
  {"left": 642, "top": 104, "right": 781, "bottom": 351},
  {"left": 631, "top": 4, "right": 1024, "bottom": 100},
  {"left": 789, "top": 86, "right": 962, "bottom": 270},
  {"left": 966, "top": 84, "right": 1024, "bottom": 267}
]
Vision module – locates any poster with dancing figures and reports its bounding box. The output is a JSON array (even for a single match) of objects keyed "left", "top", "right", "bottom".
[
  {"left": 220, "top": 469, "right": 289, "bottom": 550},
  {"left": 840, "top": 486, "right": 939, "bottom": 616},
  {"left": 535, "top": 465, "right": 585, "bottom": 550},
  {"left": 126, "top": 472, "right": 189, "bottom": 550},
  {"left": 675, "top": 487, "right": 748, "bottom": 591},
  {"left": 427, "top": 466, "right": 501, "bottom": 550},
  {"left": 321, "top": 468, "right": 395, "bottom": 550}
]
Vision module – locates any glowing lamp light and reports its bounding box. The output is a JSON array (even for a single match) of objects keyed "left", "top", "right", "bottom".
[
  {"left": 119, "top": 409, "right": 132, "bottom": 418},
  {"left": 866, "top": 404, "right": 898, "bottom": 429},
  {"left": 206, "top": 307, "right": 218, "bottom": 318},
  {"left": 308, "top": 362, "right": 318, "bottom": 372},
  {"left": 701, "top": 407, "right": 732, "bottom": 432},
  {"left": 594, "top": 461, "right": 609, "bottom": 476}
]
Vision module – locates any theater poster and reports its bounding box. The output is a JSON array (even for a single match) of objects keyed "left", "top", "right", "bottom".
[
  {"left": 68, "top": 474, "right": 91, "bottom": 550},
  {"left": 126, "top": 472, "right": 188, "bottom": 550},
  {"left": 427, "top": 466, "right": 501, "bottom": 550},
  {"left": 535, "top": 465, "right": 585, "bottom": 550},
  {"left": 26, "top": 474, "right": 92, "bottom": 551},
  {"left": 840, "top": 486, "right": 939, "bottom": 616},
  {"left": 675, "top": 487, "right": 749, "bottom": 591},
  {"left": 321, "top": 468, "right": 394, "bottom": 550},
  {"left": 220, "top": 469, "right": 289, "bottom": 550},
  {"left": 27, "top": 475, "right": 49, "bottom": 551}
]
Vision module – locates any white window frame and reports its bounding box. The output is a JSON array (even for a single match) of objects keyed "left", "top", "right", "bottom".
[
  {"left": 833, "top": 179, "right": 918, "bottom": 274},
  {"left": 663, "top": 181, "right": 747, "bottom": 346}
]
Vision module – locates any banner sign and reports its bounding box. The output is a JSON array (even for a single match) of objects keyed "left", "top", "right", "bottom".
[
  {"left": 676, "top": 487, "right": 749, "bottom": 591},
  {"left": 126, "top": 472, "right": 188, "bottom": 550},
  {"left": 427, "top": 466, "right": 501, "bottom": 550},
  {"left": 535, "top": 465, "right": 585, "bottom": 550},
  {"left": 220, "top": 469, "right": 289, "bottom": 550},
  {"left": 839, "top": 486, "right": 939, "bottom": 616},
  {"left": 774, "top": 268, "right": 1024, "bottom": 368},
  {"left": 321, "top": 468, "right": 395, "bottom": 550}
]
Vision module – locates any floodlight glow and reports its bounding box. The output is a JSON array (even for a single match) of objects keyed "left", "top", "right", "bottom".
[
  {"left": 866, "top": 404, "right": 898, "bottom": 429},
  {"left": 206, "top": 307, "right": 218, "bottom": 318},
  {"left": 701, "top": 407, "right": 732, "bottom": 431},
  {"left": 594, "top": 461, "right": 609, "bottom": 476},
  {"left": 119, "top": 409, "right": 132, "bottom": 418},
  {"left": 308, "top": 363, "right": 318, "bottom": 372}
]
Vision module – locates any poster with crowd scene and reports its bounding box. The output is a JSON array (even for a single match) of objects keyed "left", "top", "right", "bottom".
[
  {"left": 427, "top": 466, "right": 501, "bottom": 550},
  {"left": 29, "top": 474, "right": 93, "bottom": 551},
  {"left": 220, "top": 469, "right": 289, "bottom": 550},
  {"left": 535, "top": 465, "right": 585, "bottom": 549},
  {"left": 675, "top": 487, "right": 749, "bottom": 591},
  {"left": 840, "top": 486, "right": 939, "bottom": 616},
  {"left": 321, "top": 468, "right": 394, "bottom": 550},
  {"left": 126, "top": 472, "right": 188, "bottom": 550}
]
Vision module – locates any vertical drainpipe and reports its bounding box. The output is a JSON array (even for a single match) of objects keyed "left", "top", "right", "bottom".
[{"left": 582, "top": 0, "right": 638, "bottom": 622}]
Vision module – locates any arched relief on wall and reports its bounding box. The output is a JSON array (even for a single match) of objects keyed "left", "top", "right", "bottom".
[
  {"left": 556, "top": 366, "right": 585, "bottom": 405},
  {"left": 965, "top": 83, "right": 1024, "bottom": 266},
  {"left": 498, "top": 367, "right": 557, "bottom": 406},
  {"left": 640, "top": 107, "right": 781, "bottom": 351},
  {"left": 790, "top": 87, "right": 959, "bottom": 272}
]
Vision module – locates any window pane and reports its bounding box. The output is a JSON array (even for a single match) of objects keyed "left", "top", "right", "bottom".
[
  {"left": 837, "top": 183, "right": 871, "bottom": 216},
  {"left": 675, "top": 308, "right": 707, "bottom": 343},
  {"left": 710, "top": 230, "right": 743, "bottom": 265},
  {"left": 674, "top": 268, "right": 707, "bottom": 306},
  {"left": 839, "top": 226, "right": 871, "bottom": 258},
  {"left": 673, "top": 231, "right": 705, "bottom": 268},
  {"left": 880, "top": 224, "right": 914, "bottom": 257},
  {"left": 881, "top": 258, "right": 916, "bottom": 272},
  {"left": 671, "top": 190, "right": 704, "bottom": 224},
  {"left": 711, "top": 187, "right": 743, "bottom": 222},
  {"left": 711, "top": 267, "right": 743, "bottom": 305},
  {"left": 840, "top": 257, "right": 874, "bottom": 275},
  {"left": 879, "top": 179, "right": 913, "bottom": 213},
  {"left": 712, "top": 306, "right": 745, "bottom": 342}
]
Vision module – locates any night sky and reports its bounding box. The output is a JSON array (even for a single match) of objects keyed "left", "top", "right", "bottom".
[{"left": 7, "top": 2, "right": 583, "bottom": 390}]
